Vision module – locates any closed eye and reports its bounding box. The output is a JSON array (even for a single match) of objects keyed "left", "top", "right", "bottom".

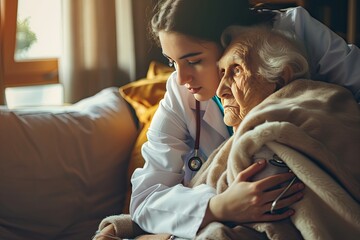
[{"left": 188, "top": 59, "right": 201, "bottom": 65}]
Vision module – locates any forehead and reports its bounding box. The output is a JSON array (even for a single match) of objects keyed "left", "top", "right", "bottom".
[
  {"left": 159, "top": 31, "right": 220, "bottom": 59},
  {"left": 159, "top": 31, "right": 196, "bottom": 48},
  {"left": 218, "top": 40, "right": 249, "bottom": 67}
]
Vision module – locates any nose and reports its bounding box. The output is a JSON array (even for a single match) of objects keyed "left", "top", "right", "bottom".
[
  {"left": 216, "top": 72, "right": 232, "bottom": 99},
  {"left": 176, "top": 65, "right": 192, "bottom": 85}
]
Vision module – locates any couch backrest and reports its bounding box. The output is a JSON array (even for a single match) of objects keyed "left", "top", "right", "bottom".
[{"left": 0, "top": 87, "right": 138, "bottom": 240}]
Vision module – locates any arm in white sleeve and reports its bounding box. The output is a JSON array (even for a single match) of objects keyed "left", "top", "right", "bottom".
[
  {"left": 274, "top": 7, "right": 360, "bottom": 102},
  {"left": 129, "top": 74, "right": 226, "bottom": 238}
]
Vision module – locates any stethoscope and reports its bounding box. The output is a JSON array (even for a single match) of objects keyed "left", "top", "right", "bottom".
[
  {"left": 188, "top": 100, "right": 203, "bottom": 171},
  {"left": 187, "top": 97, "right": 233, "bottom": 171}
]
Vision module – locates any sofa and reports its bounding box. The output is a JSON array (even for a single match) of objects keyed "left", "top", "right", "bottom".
[{"left": 0, "top": 61, "right": 173, "bottom": 240}]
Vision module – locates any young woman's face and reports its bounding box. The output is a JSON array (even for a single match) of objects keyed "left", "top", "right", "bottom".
[{"left": 159, "top": 31, "right": 223, "bottom": 101}]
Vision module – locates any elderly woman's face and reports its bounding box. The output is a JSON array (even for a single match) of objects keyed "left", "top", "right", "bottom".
[{"left": 216, "top": 37, "right": 277, "bottom": 131}]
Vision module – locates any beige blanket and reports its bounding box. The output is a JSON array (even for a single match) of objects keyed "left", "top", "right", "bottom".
[{"left": 189, "top": 79, "right": 360, "bottom": 240}]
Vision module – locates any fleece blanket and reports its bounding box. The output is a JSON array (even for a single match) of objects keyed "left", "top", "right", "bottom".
[{"left": 189, "top": 79, "right": 360, "bottom": 240}]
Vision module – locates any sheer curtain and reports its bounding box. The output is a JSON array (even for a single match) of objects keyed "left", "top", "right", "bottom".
[
  {"left": 60, "top": 0, "right": 161, "bottom": 103},
  {"left": 60, "top": 0, "right": 143, "bottom": 103}
]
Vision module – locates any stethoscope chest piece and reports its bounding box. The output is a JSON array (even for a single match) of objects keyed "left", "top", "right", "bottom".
[
  {"left": 188, "top": 100, "right": 203, "bottom": 172},
  {"left": 188, "top": 155, "right": 202, "bottom": 171}
]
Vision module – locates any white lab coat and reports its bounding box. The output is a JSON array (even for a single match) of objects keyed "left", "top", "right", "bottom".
[
  {"left": 131, "top": 71, "right": 228, "bottom": 237},
  {"left": 130, "top": 7, "right": 360, "bottom": 239}
]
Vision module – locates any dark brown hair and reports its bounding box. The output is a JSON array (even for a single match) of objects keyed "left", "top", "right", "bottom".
[{"left": 150, "top": 0, "right": 275, "bottom": 46}]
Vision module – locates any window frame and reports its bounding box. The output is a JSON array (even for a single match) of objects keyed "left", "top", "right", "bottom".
[
  {"left": 0, "top": 0, "right": 5, "bottom": 104},
  {"left": 0, "top": 0, "right": 59, "bottom": 89}
]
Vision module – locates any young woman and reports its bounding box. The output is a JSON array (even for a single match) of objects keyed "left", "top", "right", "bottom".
[{"left": 96, "top": 0, "right": 360, "bottom": 239}]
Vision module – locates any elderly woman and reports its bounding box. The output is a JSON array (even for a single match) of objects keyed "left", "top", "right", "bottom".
[
  {"left": 189, "top": 26, "right": 360, "bottom": 240},
  {"left": 218, "top": 26, "right": 309, "bottom": 182}
]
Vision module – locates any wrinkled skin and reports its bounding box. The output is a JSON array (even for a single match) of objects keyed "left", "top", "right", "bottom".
[{"left": 217, "top": 35, "right": 278, "bottom": 130}]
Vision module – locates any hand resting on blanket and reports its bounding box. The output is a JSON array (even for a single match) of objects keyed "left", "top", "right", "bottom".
[
  {"left": 251, "top": 146, "right": 290, "bottom": 182},
  {"left": 252, "top": 146, "right": 295, "bottom": 215}
]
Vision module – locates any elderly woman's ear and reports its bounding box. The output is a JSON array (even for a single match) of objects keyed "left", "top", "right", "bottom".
[{"left": 276, "top": 65, "right": 294, "bottom": 90}]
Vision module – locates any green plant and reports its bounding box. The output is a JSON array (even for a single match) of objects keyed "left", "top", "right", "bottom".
[{"left": 16, "top": 17, "right": 37, "bottom": 54}]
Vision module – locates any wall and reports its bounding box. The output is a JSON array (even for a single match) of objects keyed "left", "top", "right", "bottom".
[
  {"left": 132, "top": 0, "right": 163, "bottom": 80},
  {"left": 305, "top": 0, "right": 359, "bottom": 46}
]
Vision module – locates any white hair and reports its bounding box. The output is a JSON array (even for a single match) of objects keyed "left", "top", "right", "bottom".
[{"left": 221, "top": 25, "right": 310, "bottom": 84}]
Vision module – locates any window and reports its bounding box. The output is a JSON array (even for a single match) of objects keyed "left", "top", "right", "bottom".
[
  {"left": 0, "top": 0, "right": 62, "bottom": 105},
  {"left": 15, "top": 0, "right": 61, "bottom": 61}
]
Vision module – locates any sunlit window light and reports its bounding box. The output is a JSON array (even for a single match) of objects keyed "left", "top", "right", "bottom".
[
  {"left": 5, "top": 84, "right": 64, "bottom": 109},
  {"left": 15, "top": 0, "right": 62, "bottom": 61}
]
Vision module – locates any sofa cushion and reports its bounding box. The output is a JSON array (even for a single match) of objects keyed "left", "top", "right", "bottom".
[{"left": 0, "top": 87, "right": 138, "bottom": 240}]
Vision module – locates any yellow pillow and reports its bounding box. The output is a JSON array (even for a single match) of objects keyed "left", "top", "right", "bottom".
[
  {"left": 120, "top": 78, "right": 168, "bottom": 124},
  {"left": 120, "top": 61, "right": 173, "bottom": 213}
]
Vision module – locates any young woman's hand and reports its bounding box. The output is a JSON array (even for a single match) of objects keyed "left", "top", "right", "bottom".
[
  {"left": 93, "top": 222, "right": 171, "bottom": 240},
  {"left": 201, "top": 160, "right": 304, "bottom": 227},
  {"left": 93, "top": 224, "right": 116, "bottom": 240}
]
